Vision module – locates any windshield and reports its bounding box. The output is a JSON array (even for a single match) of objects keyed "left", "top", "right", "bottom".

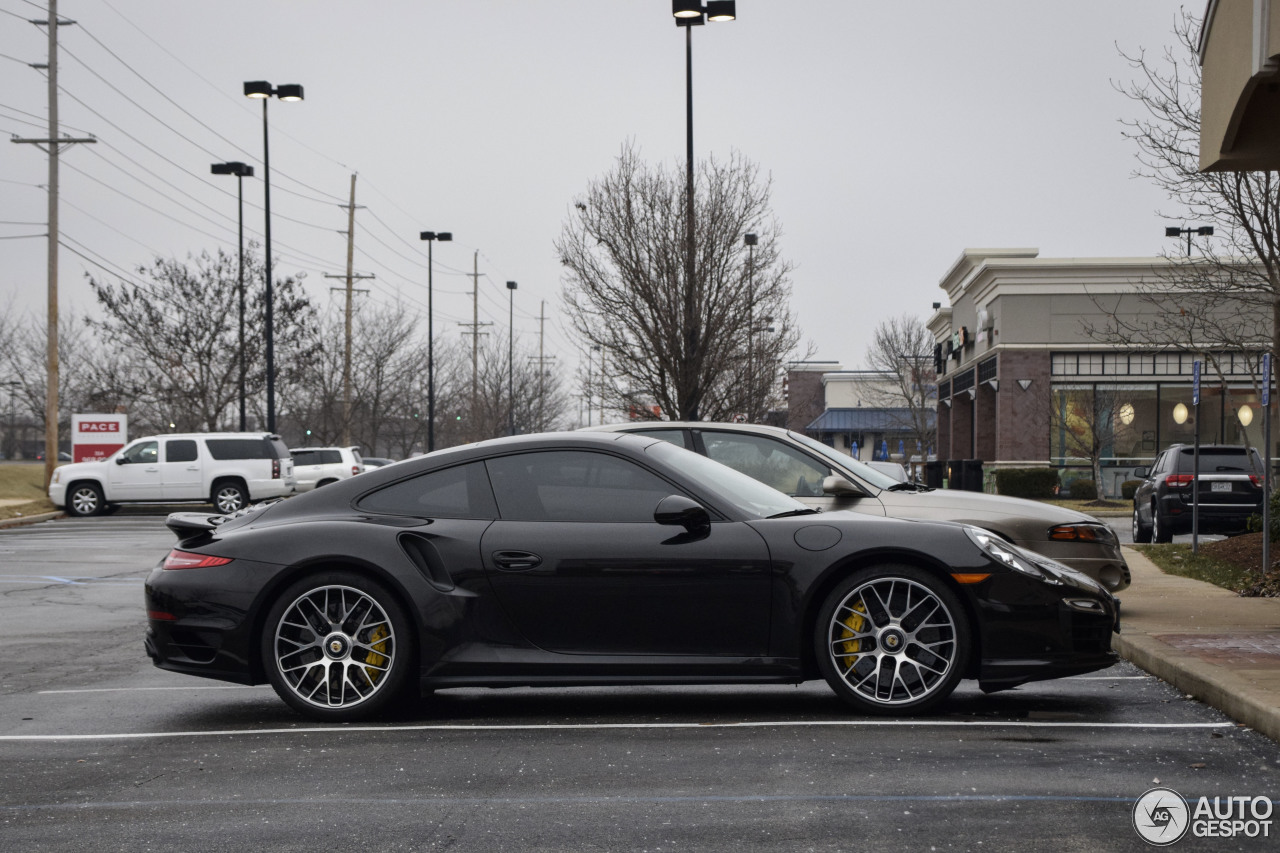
[
  {"left": 645, "top": 440, "right": 809, "bottom": 520},
  {"left": 787, "top": 431, "right": 902, "bottom": 490}
]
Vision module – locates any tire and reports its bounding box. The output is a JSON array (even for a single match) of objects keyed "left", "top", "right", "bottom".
[
  {"left": 65, "top": 482, "right": 105, "bottom": 517},
  {"left": 815, "top": 565, "right": 970, "bottom": 715},
  {"left": 1131, "top": 503, "right": 1152, "bottom": 544},
  {"left": 1152, "top": 504, "right": 1173, "bottom": 543},
  {"left": 211, "top": 480, "right": 248, "bottom": 514},
  {"left": 261, "top": 570, "right": 415, "bottom": 721}
]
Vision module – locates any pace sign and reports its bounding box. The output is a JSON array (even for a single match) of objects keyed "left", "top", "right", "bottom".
[{"left": 72, "top": 414, "right": 127, "bottom": 462}]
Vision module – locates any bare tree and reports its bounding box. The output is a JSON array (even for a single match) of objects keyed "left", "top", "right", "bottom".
[
  {"left": 1091, "top": 10, "right": 1279, "bottom": 370},
  {"left": 863, "top": 314, "right": 937, "bottom": 457},
  {"left": 85, "top": 247, "right": 317, "bottom": 433},
  {"left": 558, "top": 144, "right": 799, "bottom": 422}
]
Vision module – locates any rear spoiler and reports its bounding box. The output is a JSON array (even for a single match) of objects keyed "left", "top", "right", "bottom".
[{"left": 165, "top": 512, "right": 219, "bottom": 539}]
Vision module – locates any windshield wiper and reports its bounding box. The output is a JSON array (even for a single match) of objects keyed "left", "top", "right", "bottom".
[
  {"left": 887, "top": 482, "right": 930, "bottom": 492},
  {"left": 766, "top": 508, "right": 822, "bottom": 519}
]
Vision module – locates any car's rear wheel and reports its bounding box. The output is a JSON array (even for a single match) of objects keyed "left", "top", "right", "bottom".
[
  {"left": 211, "top": 480, "right": 248, "bottom": 514},
  {"left": 1132, "top": 503, "right": 1152, "bottom": 543},
  {"left": 66, "top": 482, "right": 104, "bottom": 517},
  {"left": 816, "top": 565, "right": 969, "bottom": 715},
  {"left": 262, "top": 570, "right": 414, "bottom": 721},
  {"left": 1152, "top": 504, "right": 1173, "bottom": 543}
]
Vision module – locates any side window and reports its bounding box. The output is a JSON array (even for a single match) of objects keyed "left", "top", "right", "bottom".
[
  {"left": 165, "top": 439, "right": 198, "bottom": 463},
  {"left": 292, "top": 450, "right": 321, "bottom": 466},
  {"left": 207, "top": 438, "right": 272, "bottom": 460},
  {"left": 320, "top": 450, "right": 342, "bottom": 465},
  {"left": 485, "top": 451, "right": 677, "bottom": 522},
  {"left": 357, "top": 461, "right": 498, "bottom": 519},
  {"left": 632, "top": 429, "right": 689, "bottom": 450},
  {"left": 701, "top": 433, "right": 832, "bottom": 497},
  {"left": 120, "top": 440, "right": 159, "bottom": 464}
]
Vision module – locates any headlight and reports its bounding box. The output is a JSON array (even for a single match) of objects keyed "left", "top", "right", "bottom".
[
  {"left": 51, "top": 469, "right": 60, "bottom": 485},
  {"left": 1048, "top": 523, "right": 1116, "bottom": 544},
  {"left": 965, "top": 526, "right": 1049, "bottom": 580}
]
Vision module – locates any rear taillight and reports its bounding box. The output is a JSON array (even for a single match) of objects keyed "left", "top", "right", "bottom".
[
  {"left": 352, "top": 465, "right": 360, "bottom": 476},
  {"left": 272, "top": 458, "right": 281, "bottom": 479},
  {"left": 163, "top": 550, "right": 233, "bottom": 570},
  {"left": 1165, "top": 474, "right": 1194, "bottom": 488},
  {"left": 1250, "top": 474, "right": 1263, "bottom": 488}
]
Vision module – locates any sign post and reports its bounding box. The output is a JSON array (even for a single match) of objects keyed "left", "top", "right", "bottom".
[
  {"left": 71, "top": 414, "right": 127, "bottom": 462},
  {"left": 1265, "top": 354, "right": 1273, "bottom": 576},
  {"left": 1192, "top": 360, "right": 1201, "bottom": 555}
]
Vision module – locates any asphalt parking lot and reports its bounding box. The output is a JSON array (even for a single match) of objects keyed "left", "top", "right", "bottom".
[{"left": 1, "top": 514, "right": 1278, "bottom": 851}]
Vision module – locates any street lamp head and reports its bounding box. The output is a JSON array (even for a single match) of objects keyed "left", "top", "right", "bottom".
[
  {"left": 438, "top": 232, "right": 452, "bottom": 241},
  {"left": 744, "top": 232, "right": 757, "bottom": 246},
  {"left": 673, "top": 0, "right": 702, "bottom": 17},
  {"left": 420, "top": 231, "right": 453, "bottom": 242},
  {"left": 1164, "top": 226, "right": 1181, "bottom": 237},
  {"left": 244, "top": 80, "right": 273, "bottom": 98},
  {"left": 506, "top": 281, "right": 518, "bottom": 291},
  {"left": 1197, "top": 226, "right": 1215, "bottom": 236},
  {"left": 276, "top": 84, "right": 304, "bottom": 102},
  {"left": 706, "top": 0, "right": 736, "bottom": 21},
  {"left": 212, "top": 161, "right": 253, "bottom": 177}
]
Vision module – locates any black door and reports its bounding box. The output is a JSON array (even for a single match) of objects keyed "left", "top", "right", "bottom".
[{"left": 479, "top": 450, "right": 772, "bottom": 656}]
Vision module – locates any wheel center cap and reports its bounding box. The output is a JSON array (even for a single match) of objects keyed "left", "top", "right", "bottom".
[
  {"left": 881, "top": 628, "right": 905, "bottom": 651},
  {"left": 324, "top": 634, "right": 350, "bottom": 659}
]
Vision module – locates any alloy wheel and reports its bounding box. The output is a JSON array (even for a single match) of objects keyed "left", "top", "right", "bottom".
[{"left": 825, "top": 575, "right": 960, "bottom": 707}]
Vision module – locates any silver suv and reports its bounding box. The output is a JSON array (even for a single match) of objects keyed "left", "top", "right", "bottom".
[
  {"left": 290, "top": 446, "right": 365, "bottom": 492},
  {"left": 49, "top": 433, "right": 296, "bottom": 517}
]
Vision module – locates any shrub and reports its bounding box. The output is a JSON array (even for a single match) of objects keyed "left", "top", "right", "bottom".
[
  {"left": 993, "top": 468, "right": 1060, "bottom": 499},
  {"left": 1068, "top": 479, "right": 1098, "bottom": 500},
  {"left": 1248, "top": 489, "right": 1280, "bottom": 538},
  {"left": 1120, "top": 480, "right": 1143, "bottom": 501}
]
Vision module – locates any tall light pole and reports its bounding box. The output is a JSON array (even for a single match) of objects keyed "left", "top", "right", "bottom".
[
  {"left": 1165, "top": 224, "right": 1213, "bottom": 257},
  {"left": 744, "top": 231, "right": 757, "bottom": 421},
  {"left": 419, "top": 231, "right": 453, "bottom": 452},
  {"left": 211, "top": 161, "right": 254, "bottom": 431},
  {"left": 243, "top": 80, "right": 304, "bottom": 435},
  {"left": 506, "top": 281, "right": 518, "bottom": 436},
  {"left": 671, "top": 0, "right": 737, "bottom": 422}
]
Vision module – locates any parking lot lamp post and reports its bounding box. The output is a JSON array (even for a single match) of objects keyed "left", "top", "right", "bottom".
[
  {"left": 507, "top": 281, "right": 518, "bottom": 436},
  {"left": 1164, "top": 224, "right": 1214, "bottom": 257},
  {"left": 419, "top": 231, "right": 453, "bottom": 452},
  {"left": 243, "top": 80, "right": 304, "bottom": 434},
  {"left": 211, "top": 161, "right": 254, "bottom": 431},
  {"left": 671, "top": 0, "right": 737, "bottom": 421}
]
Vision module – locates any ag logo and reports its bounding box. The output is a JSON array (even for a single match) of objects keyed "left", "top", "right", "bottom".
[{"left": 1133, "top": 787, "right": 1190, "bottom": 846}]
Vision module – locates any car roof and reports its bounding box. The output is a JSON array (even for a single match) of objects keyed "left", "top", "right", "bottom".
[{"left": 583, "top": 421, "right": 794, "bottom": 438}]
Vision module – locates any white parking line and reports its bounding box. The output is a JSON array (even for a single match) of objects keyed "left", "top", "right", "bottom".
[{"left": 0, "top": 719, "right": 1236, "bottom": 742}]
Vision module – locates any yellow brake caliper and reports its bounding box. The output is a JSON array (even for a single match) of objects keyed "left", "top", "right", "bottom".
[
  {"left": 363, "top": 624, "right": 390, "bottom": 682},
  {"left": 837, "top": 601, "right": 868, "bottom": 666}
]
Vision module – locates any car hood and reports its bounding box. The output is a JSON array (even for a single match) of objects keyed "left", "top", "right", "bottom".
[
  {"left": 875, "top": 488, "right": 1098, "bottom": 530},
  {"left": 53, "top": 459, "right": 112, "bottom": 478}
]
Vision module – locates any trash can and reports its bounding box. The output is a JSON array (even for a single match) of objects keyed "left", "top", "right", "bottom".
[
  {"left": 961, "top": 459, "right": 985, "bottom": 492},
  {"left": 924, "top": 460, "right": 944, "bottom": 489}
]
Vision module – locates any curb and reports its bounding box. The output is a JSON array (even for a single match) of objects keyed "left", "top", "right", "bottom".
[
  {"left": 1113, "top": 632, "right": 1280, "bottom": 743},
  {"left": 0, "top": 511, "right": 63, "bottom": 529}
]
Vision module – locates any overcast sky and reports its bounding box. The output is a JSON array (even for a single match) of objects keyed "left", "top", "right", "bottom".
[{"left": 1, "top": 0, "right": 1189, "bottom": 390}]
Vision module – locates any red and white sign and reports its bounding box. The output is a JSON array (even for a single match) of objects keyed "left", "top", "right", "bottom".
[{"left": 72, "top": 414, "right": 128, "bottom": 462}]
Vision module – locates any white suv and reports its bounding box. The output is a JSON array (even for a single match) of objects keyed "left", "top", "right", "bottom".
[
  {"left": 49, "top": 432, "right": 296, "bottom": 517},
  {"left": 290, "top": 446, "right": 365, "bottom": 492}
]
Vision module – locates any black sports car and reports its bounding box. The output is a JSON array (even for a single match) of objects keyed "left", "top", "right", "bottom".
[{"left": 145, "top": 432, "right": 1119, "bottom": 721}]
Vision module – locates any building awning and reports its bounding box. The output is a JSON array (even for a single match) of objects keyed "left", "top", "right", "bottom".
[
  {"left": 806, "top": 408, "right": 934, "bottom": 433},
  {"left": 1200, "top": 0, "right": 1280, "bottom": 171}
]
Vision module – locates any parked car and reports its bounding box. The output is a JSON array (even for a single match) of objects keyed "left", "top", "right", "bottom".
[
  {"left": 146, "top": 431, "right": 1118, "bottom": 721},
  {"left": 49, "top": 433, "right": 295, "bottom": 517},
  {"left": 362, "top": 457, "right": 397, "bottom": 468},
  {"left": 586, "top": 422, "right": 1130, "bottom": 592},
  {"left": 1131, "top": 444, "right": 1265, "bottom": 543},
  {"left": 290, "top": 446, "right": 365, "bottom": 492}
]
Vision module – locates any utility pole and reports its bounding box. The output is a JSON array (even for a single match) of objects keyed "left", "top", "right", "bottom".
[
  {"left": 458, "top": 250, "right": 491, "bottom": 435},
  {"left": 12, "top": 0, "right": 95, "bottom": 487},
  {"left": 322, "top": 174, "right": 372, "bottom": 446},
  {"left": 527, "top": 301, "right": 556, "bottom": 432}
]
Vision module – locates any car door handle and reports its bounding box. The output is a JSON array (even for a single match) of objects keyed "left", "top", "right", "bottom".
[{"left": 492, "top": 550, "right": 543, "bottom": 572}]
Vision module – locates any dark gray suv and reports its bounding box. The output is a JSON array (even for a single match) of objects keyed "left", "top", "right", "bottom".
[{"left": 1131, "top": 444, "right": 1265, "bottom": 543}]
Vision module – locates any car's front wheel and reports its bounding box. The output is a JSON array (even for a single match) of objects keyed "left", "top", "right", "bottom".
[
  {"left": 65, "top": 482, "right": 104, "bottom": 517},
  {"left": 815, "top": 565, "right": 970, "bottom": 715},
  {"left": 1132, "top": 503, "right": 1153, "bottom": 543},
  {"left": 261, "top": 570, "right": 415, "bottom": 721}
]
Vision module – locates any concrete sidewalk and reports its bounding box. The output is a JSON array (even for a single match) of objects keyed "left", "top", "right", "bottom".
[{"left": 1114, "top": 546, "right": 1280, "bottom": 742}]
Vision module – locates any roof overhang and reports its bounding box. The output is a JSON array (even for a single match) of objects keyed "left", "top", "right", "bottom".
[{"left": 1199, "top": 0, "right": 1280, "bottom": 171}]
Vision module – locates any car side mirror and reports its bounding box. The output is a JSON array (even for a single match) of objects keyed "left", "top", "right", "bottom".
[
  {"left": 822, "top": 475, "right": 867, "bottom": 498},
  {"left": 654, "top": 494, "right": 710, "bottom": 533},
  {"left": 115, "top": 456, "right": 127, "bottom": 465},
  {"left": 1133, "top": 466, "right": 1148, "bottom": 479}
]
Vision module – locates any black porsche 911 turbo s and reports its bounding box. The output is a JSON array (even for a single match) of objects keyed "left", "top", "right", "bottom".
[{"left": 145, "top": 432, "right": 1119, "bottom": 722}]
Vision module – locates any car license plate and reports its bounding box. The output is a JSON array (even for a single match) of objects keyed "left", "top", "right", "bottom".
[{"left": 1211, "top": 481, "right": 1232, "bottom": 493}]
